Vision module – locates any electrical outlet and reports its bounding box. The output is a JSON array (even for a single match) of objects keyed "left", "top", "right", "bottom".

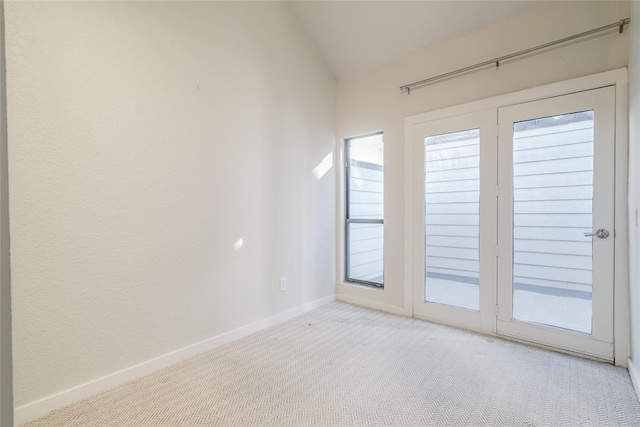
[{"left": 279, "top": 278, "right": 287, "bottom": 292}]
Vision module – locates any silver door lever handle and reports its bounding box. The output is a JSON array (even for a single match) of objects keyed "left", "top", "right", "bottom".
[{"left": 584, "top": 229, "right": 609, "bottom": 239}]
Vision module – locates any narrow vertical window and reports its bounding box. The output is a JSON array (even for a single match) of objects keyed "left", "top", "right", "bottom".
[{"left": 345, "top": 132, "right": 384, "bottom": 287}]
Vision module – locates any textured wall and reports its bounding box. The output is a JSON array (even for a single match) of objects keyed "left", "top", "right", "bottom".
[
  {"left": 5, "top": 1, "right": 335, "bottom": 406},
  {"left": 336, "top": 0, "right": 629, "bottom": 310}
]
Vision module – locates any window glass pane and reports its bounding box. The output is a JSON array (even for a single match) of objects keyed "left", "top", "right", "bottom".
[
  {"left": 512, "top": 111, "right": 594, "bottom": 334},
  {"left": 347, "top": 223, "right": 383, "bottom": 285},
  {"left": 348, "top": 134, "right": 383, "bottom": 220},
  {"left": 346, "top": 132, "right": 384, "bottom": 286},
  {"left": 425, "top": 128, "right": 479, "bottom": 311}
]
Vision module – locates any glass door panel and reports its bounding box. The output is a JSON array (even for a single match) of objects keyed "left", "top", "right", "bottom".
[
  {"left": 512, "top": 111, "right": 594, "bottom": 334},
  {"left": 425, "top": 129, "right": 480, "bottom": 311}
]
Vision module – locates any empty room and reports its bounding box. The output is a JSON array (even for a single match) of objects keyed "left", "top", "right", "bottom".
[{"left": 1, "top": 0, "right": 640, "bottom": 425}]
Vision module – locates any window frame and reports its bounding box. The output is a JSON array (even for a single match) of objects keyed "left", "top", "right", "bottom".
[{"left": 344, "top": 132, "right": 384, "bottom": 288}]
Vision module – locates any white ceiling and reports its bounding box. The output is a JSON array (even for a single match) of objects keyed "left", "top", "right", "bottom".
[{"left": 288, "top": 1, "right": 541, "bottom": 78}]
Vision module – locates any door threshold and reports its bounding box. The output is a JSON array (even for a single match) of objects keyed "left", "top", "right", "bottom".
[{"left": 413, "top": 312, "right": 614, "bottom": 364}]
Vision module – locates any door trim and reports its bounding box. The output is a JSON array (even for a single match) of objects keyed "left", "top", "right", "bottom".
[{"left": 404, "top": 68, "right": 629, "bottom": 365}]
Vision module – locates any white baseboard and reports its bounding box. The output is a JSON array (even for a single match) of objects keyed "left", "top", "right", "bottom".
[
  {"left": 336, "top": 293, "right": 411, "bottom": 317},
  {"left": 14, "top": 294, "right": 336, "bottom": 426},
  {"left": 629, "top": 358, "right": 640, "bottom": 402}
]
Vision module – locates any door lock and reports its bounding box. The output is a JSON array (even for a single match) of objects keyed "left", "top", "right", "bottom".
[{"left": 584, "top": 229, "right": 609, "bottom": 239}]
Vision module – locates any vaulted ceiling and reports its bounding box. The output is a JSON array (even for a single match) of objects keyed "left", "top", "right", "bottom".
[{"left": 288, "top": 1, "right": 542, "bottom": 78}]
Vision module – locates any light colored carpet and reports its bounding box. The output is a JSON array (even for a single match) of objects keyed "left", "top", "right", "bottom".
[{"left": 24, "top": 302, "right": 640, "bottom": 426}]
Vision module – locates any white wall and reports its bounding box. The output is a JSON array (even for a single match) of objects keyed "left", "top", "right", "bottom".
[
  {"left": 628, "top": 0, "right": 640, "bottom": 386},
  {"left": 336, "top": 1, "right": 629, "bottom": 312},
  {"left": 5, "top": 1, "right": 335, "bottom": 409}
]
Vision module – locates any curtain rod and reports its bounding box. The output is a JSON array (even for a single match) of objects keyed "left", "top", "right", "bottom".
[{"left": 400, "top": 18, "right": 630, "bottom": 94}]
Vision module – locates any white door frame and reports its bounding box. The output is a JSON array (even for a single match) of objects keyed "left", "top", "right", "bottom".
[{"left": 404, "top": 68, "right": 629, "bottom": 365}]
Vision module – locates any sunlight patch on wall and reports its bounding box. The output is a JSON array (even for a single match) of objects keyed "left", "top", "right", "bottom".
[
  {"left": 233, "top": 238, "right": 244, "bottom": 251},
  {"left": 313, "top": 153, "right": 333, "bottom": 180}
]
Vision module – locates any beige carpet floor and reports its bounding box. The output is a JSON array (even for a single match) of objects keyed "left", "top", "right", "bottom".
[{"left": 24, "top": 302, "right": 640, "bottom": 426}]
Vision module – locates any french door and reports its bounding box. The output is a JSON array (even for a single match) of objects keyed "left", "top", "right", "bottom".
[
  {"left": 412, "top": 86, "right": 616, "bottom": 360},
  {"left": 496, "top": 87, "right": 615, "bottom": 360},
  {"left": 411, "top": 109, "right": 498, "bottom": 332}
]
